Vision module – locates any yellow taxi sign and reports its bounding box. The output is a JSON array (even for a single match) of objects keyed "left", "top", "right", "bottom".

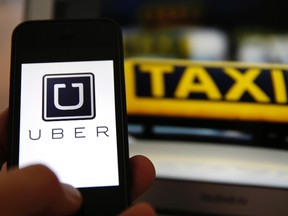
[{"left": 124, "top": 58, "right": 288, "bottom": 123}]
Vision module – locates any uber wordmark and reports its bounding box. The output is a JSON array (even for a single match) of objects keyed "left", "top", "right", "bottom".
[{"left": 28, "top": 126, "right": 109, "bottom": 140}]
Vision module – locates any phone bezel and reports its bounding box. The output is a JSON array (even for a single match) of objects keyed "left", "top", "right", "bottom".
[{"left": 8, "top": 19, "right": 130, "bottom": 215}]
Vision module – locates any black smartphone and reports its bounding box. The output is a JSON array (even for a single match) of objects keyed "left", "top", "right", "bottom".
[{"left": 8, "top": 19, "right": 130, "bottom": 215}]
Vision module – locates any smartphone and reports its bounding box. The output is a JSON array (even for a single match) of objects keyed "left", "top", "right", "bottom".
[{"left": 8, "top": 19, "right": 130, "bottom": 215}]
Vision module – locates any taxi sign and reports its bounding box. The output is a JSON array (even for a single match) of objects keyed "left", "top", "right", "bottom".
[{"left": 125, "top": 58, "right": 288, "bottom": 123}]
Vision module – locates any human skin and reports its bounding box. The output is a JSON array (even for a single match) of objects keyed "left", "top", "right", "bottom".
[{"left": 0, "top": 109, "right": 157, "bottom": 215}]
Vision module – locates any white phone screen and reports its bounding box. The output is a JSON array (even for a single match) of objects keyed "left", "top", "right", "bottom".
[{"left": 19, "top": 60, "right": 119, "bottom": 188}]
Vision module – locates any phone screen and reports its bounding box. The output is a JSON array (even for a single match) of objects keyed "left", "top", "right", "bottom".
[{"left": 19, "top": 60, "right": 119, "bottom": 188}]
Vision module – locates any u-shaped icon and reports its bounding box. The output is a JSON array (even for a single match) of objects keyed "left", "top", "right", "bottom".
[{"left": 54, "top": 83, "right": 84, "bottom": 110}]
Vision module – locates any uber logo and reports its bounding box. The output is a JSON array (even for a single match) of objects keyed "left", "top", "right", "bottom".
[{"left": 43, "top": 73, "right": 95, "bottom": 121}]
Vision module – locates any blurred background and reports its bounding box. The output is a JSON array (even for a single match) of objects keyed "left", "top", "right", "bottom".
[
  {"left": 2, "top": 0, "right": 288, "bottom": 215},
  {"left": 0, "top": 0, "right": 24, "bottom": 112},
  {"left": 3, "top": 0, "right": 288, "bottom": 110}
]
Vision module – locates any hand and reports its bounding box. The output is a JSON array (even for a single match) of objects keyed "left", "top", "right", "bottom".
[
  {"left": 0, "top": 109, "right": 156, "bottom": 215},
  {"left": 120, "top": 155, "right": 156, "bottom": 216}
]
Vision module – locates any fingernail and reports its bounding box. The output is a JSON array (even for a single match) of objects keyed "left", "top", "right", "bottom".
[{"left": 62, "top": 184, "right": 82, "bottom": 204}]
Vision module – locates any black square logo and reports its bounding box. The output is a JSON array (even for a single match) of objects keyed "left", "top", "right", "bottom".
[{"left": 43, "top": 73, "right": 95, "bottom": 121}]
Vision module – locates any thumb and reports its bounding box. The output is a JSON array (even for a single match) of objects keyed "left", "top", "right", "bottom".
[{"left": 0, "top": 165, "right": 82, "bottom": 216}]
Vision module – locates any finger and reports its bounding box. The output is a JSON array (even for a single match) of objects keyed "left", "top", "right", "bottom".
[
  {"left": 1, "top": 162, "right": 7, "bottom": 173},
  {"left": 0, "top": 108, "right": 8, "bottom": 162},
  {"left": 0, "top": 164, "right": 82, "bottom": 216},
  {"left": 130, "top": 155, "right": 156, "bottom": 200},
  {"left": 119, "top": 202, "right": 157, "bottom": 216}
]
